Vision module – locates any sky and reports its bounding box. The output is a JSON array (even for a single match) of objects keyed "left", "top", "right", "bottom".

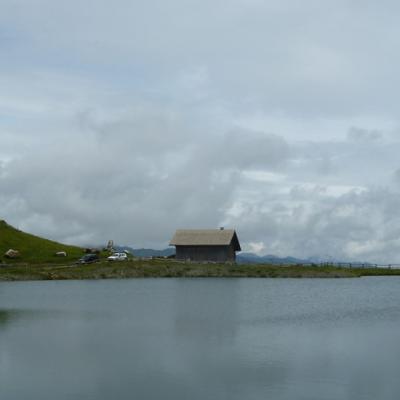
[{"left": 2, "top": 0, "right": 400, "bottom": 262}]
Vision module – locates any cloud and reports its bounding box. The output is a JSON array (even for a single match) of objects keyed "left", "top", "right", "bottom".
[
  {"left": 219, "top": 129, "right": 290, "bottom": 170},
  {"left": 2, "top": 0, "right": 400, "bottom": 262},
  {"left": 225, "top": 186, "right": 400, "bottom": 263},
  {"left": 347, "top": 127, "right": 383, "bottom": 142},
  {"left": 0, "top": 104, "right": 290, "bottom": 249},
  {"left": 3, "top": 0, "right": 400, "bottom": 119}
]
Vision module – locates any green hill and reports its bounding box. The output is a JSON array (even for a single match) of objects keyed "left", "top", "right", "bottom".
[{"left": 0, "top": 220, "right": 84, "bottom": 264}]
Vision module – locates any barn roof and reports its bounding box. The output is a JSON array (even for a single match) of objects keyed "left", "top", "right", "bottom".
[{"left": 170, "top": 229, "right": 241, "bottom": 251}]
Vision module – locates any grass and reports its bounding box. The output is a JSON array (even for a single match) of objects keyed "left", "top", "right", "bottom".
[
  {"left": 1, "top": 258, "right": 400, "bottom": 281},
  {"left": 0, "top": 220, "right": 84, "bottom": 264}
]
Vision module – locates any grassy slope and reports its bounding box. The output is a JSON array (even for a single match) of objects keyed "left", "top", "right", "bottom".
[{"left": 0, "top": 220, "right": 84, "bottom": 264}]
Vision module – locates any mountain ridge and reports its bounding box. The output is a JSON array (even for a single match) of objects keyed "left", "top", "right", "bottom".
[{"left": 115, "top": 246, "right": 365, "bottom": 265}]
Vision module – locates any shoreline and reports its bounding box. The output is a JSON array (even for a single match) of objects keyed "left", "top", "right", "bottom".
[{"left": 1, "top": 259, "right": 399, "bottom": 281}]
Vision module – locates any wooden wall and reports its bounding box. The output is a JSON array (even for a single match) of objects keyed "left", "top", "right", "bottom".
[{"left": 175, "top": 245, "right": 236, "bottom": 262}]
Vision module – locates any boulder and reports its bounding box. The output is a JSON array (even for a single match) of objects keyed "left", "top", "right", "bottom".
[
  {"left": 5, "top": 249, "right": 20, "bottom": 258},
  {"left": 55, "top": 251, "right": 67, "bottom": 257}
]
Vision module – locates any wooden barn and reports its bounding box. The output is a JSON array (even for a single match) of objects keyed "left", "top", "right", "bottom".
[{"left": 170, "top": 228, "right": 241, "bottom": 263}]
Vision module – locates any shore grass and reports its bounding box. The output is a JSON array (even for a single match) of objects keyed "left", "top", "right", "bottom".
[{"left": 1, "top": 259, "right": 399, "bottom": 281}]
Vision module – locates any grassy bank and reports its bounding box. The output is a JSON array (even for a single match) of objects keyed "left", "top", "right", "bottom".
[
  {"left": 0, "top": 259, "right": 400, "bottom": 281},
  {"left": 0, "top": 220, "right": 84, "bottom": 264}
]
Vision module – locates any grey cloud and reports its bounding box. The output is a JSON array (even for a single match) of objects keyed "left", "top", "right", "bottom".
[
  {"left": 393, "top": 168, "right": 400, "bottom": 186},
  {"left": 219, "top": 130, "right": 290, "bottom": 170},
  {"left": 288, "top": 135, "right": 400, "bottom": 187},
  {"left": 2, "top": 105, "right": 399, "bottom": 262},
  {"left": 347, "top": 127, "right": 383, "bottom": 142},
  {"left": 2, "top": 0, "right": 400, "bottom": 262},
  {"left": 3, "top": 0, "right": 400, "bottom": 118},
  {"left": 0, "top": 109, "right": 288, "bottom": 248},
  {"left": 227, "top": 186, "right": 400, "bottom": 263},
  {"left": 2, "top": 115, "right": 400, "bottom": 262}
]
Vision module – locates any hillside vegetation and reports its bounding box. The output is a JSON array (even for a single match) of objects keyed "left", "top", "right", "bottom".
[
  {"left": 0, "top": 220, "right": 84, "bottom": 264},
  {"left": 1, "top": 258, "right": 400, "bottom": 281}
]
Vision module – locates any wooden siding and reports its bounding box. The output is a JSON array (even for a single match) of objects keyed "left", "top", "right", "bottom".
[{"left": 175, "top": 245, "right": 236, "bottom": 262}]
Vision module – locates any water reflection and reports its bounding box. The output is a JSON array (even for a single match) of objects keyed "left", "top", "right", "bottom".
[
  {"left": 0, "top": 308, "right": 106, "bottom": 329},
  {"left": 0, "top": 310, "right": 16, "bottom": 327},
  {"left": 173, "top": 279, "right": 239, "bottom": 343},
  {"left": 0, "top": 309, "right": 48, "bottom": 328},
  {"left": 0, "top": 278, "right": 399, "bottom": 399}
]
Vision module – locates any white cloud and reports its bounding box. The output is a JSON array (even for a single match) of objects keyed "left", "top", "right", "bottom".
[
  {"left": 2, "top": 0, "right": 400, "bottom": 262},
  {"left": 242, "top": 171, "right": 286, "bottom": 183},
  {"left": 246, "top": 242, "right": 266, "bottom": 255}
]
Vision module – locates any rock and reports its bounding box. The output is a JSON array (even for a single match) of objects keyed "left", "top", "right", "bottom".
[
  {"left": 5, "top": 249, "right": 20, "bottom": 258},
  {"left": 55, "top": 251, "right": 67, "bottom": 257}
]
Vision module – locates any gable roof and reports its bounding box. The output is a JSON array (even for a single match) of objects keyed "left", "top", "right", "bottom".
[{"left": 170, "top": 229, "right": 241, "bottom": 251}]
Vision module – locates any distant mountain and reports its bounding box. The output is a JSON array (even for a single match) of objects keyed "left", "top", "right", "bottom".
[
  {"left": 115, "top": 246, "right": 314, "bottom": 263},
  {"left": 237, "top": 253, "right": 310, "bottom": 264},
  {"left": 113, "top": 246, "right": 370, "bottom": 265},
  {"left": 114, "top": 246, "right": 175, "bottom": 258}
]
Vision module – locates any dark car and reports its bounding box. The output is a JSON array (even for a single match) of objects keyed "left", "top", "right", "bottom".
[{"left": 76, "top": 254, "right": 100, "bottom": 264}]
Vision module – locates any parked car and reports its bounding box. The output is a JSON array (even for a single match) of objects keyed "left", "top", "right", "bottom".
[
  {"left": 107, "top": 252, "right": 128, "bottom": 261},
  {"left": 76, "top": 254, "right": 100, "bottom": 264}
]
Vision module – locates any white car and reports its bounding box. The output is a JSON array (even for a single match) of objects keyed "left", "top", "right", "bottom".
[{"left": 107, "top": 252, "right": 128, "bottom": 261}]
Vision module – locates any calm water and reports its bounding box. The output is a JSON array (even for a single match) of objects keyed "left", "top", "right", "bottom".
[{"left": 1, "top": 277, "right": 400, "bottom": 399}]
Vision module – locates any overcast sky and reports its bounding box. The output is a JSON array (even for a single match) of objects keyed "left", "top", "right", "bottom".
[{"left": 2, "top": 0, "right": 400, "bottom": 262}]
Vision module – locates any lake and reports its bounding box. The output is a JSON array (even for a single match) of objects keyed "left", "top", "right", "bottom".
[{"left": 1, "top": 277, "right": 400, "bottom": 399}]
